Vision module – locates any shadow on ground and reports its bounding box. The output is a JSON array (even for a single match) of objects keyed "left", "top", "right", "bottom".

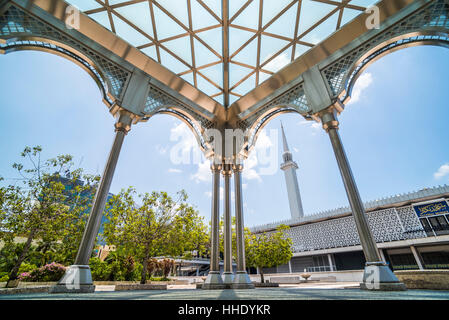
[{"left": 1, "top": 288, "right": 449, "bottom": 300}]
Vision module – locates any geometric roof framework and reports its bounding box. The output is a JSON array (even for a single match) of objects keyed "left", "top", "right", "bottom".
[
  {"left": 1, "top": 0, "right": 448, "bottom": 291},
  {"left": 66, "top": 0, "right": 378, "bottom": 107},
  {"left": 2, "top": 0, "right": 447, "bottom": 150}
]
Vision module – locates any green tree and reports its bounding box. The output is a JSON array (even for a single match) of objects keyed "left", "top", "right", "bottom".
[
  {"left": 246, "top": 225, "right": 293, "bottom": 283},
  {"left": 0, "top": 177, "right": 6, "bottom": 222},
  {"left": 165, "top": 205, "right": 209, "bottom": 259},
  {"left": 51, "top": 173, "right": 99, "bottom": 265},
  {"left": 103, "top": 188, "right": 204, "bottom": 284},
  {"left": 0, "top": 146, "right": 97, "bottom": 286},
  {"left": 218, "top": 217, "right": 252, "bottom": 263}
]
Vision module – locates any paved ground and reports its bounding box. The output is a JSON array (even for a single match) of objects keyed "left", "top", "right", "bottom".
[{"left": 1, "top": 282, "right": 449, "bottom": 300}]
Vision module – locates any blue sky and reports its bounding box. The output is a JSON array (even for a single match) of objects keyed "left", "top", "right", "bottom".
[{"left": 0, "top": 45, "right": 448, "bottom": 228}]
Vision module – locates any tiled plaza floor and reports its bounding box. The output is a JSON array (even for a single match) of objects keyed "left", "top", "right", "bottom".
[{"left": 1, "top": 286, "right": 449, "bottom": 300}]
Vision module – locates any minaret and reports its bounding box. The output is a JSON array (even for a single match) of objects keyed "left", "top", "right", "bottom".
[{"left": 280, "top": 123, "right": 304, "bottom": 220}]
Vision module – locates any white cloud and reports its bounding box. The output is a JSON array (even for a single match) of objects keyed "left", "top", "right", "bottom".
[
  {"left": 434, "top": 163, "right": 449, "bottom": 179},
  {"left": 169, "top": 122, "right": 202, "bottom": 165},
  {"left": 168, "top": 168, "right": 182, "bottom": 173},
  {"left": 348, "top": 72, "right": 373, "bottom": 105},
  {"left": 264, "top": 53, "right": 290, "bottom": 73},
  {"left": 205, "top": 191, "right": 212, "bottom": 198},
  {"left": 168, "top": 122, "right": 210, "bottom": 184},
  {"left": 191, "top": 159, "right": 211, "bottom": 183},
  {"left": 299, "top": 119, "right": 321, "bottom": 135},
  {"left": 243, "top": 129, "right": 276, "bottom": 182}
]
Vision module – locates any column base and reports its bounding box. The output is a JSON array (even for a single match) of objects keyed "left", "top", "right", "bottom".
[
  {"left": 49, "top": 265, "right": 95, "bottom": 294},
  {"left": 202, "top": 271, "right": 225, "bottom": 290},
  {"left": 232, "top": 271, "right": 255, "bottom": 289},
  {"left": 49, "top": 284, "right": 96, "bottom": 294},
  {"left": 222, "top": 272, "right": 234, "bottom": 284},
  {"left": 360, "top": 262, "right": 407, "bottom": 291}
]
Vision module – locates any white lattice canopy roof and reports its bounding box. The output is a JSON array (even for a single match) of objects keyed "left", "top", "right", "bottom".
[{"left": 66, "top": 0, "right": 378, "bottom": 107}]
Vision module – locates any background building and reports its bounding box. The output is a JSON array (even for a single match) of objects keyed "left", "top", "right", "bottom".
[
  {"left": 56, "top": 175, "right": 113, "bottom": 245},
  {"left": 250, "top": 133, "right": 449, "bottom": 275}
]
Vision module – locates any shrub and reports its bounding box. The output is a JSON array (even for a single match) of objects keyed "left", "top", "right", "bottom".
[
  {"left": 159, "top": 259, "right": 175, "bottom": 278},
  {"left": 89, "top": 257, "right": 111, "bottom": 281},
  {"left": 0, "top": 243, "right": 41, "bottom": 274},
  {"left": 150, "top": 276, "right": 172, "bottom": 282},
  {"left": 147, "top": 258, "right": 161, "bottom": 278},
  {"left": 19, "top": 262, "right": 66, "bottom": 282},
  {"left": 39, "top": 262, "right": 66, "bottom": 281},
  {"left": 18, "top": 262, "right": 38, "bottom": 274},
  {"left": 0, "top": 274, "right": 9, "bottom": 282}
]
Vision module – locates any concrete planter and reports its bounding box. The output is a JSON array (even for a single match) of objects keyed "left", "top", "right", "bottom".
[
  {"left": 0, "top": 286, "right": 49, "bottom": 295},
  {"left": 196, "top": 283, "right": 204, "bottom": 289},
  {"left": 5, "top": 279, "right": 20, "bottom": 288},
  {"left": 395, "top": 270, "right": 449, "bottom": 290}
]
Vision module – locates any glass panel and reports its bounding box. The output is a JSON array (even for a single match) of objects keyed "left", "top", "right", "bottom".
[
  {"left": 437, "top": 216, "right": 449, "bottom": 229},
  {"left": 429, "top": 217, "right": 442, "bottom": 231},
  {"left": 65, "top": 0, "right": 376, "bottom": 103},
  {"left": 388, "top": 253, "right": 419, "bottom": 271},
  {"left": 436, "top": 216, "right": 449, "bottom": 234},
  {"left": 421, "top": 251, "right": 449, "bottom": 269},
  {"left": 420, "top": 218, "right": 433, "bottom": 233}
]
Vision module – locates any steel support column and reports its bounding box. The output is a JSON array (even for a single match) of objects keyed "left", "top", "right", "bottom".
[
  {"left": 320, "top": 109, "right": 406, "bottom": 291},
  {"left": 410, "top": 245, "right": 425, "bottom": 270},
  {"left": 232, "top": 164, "right": 254, "bottom": 289},
  {"left": 222, "top": 164, "right": 234, "bottom": 284},
  {"left": 328, "top": 254, "right": 335, "bottom": 272},
  {"left": 50, "top": 110, "right": 134, "bottom": 294},
  {"left": 203, "top": 164, "right": 225, "bottom": 289}
]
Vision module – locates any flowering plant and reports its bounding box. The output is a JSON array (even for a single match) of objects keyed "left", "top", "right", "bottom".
[{"left": 18, "top": 262, "right": 67, "bottom": 282}]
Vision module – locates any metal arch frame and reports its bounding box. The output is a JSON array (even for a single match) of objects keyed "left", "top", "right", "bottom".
[
  {"left": 0, "top": 14, "right": 214, "bottom": 156},
  {"left": 342, "top": 33, "right": 449, "bottom": 105},
  {"left": 230, "top": 0, "right": 437, "bottom": 117},
  {"left": 318, "top": 0, "right": 449, "bottom": 107},
  {"left": 0, "top": 39, "right": 214, "bottom": 150},
  {"left": 0, "top": 5, "right": 215, "bottom": 157},
  {"left": 144, "top": 106, "right": 209, "bottom": 152},
  {"left": 236, "top": 0, "right": 449, "bottom": 151},
  {"left": 244, "top": 42, "right": 449, "bottom": 153},
  {"left": 142, "top": 81, "right": 216, "bottom": 152},
  {"left": 2, "top": 0, "right": 222, "bottom": 121},
  {"left": 246, "top": 107, "right": 304, "bottom": 154},
  {"left": 0, "top": 3, "right": 133, "bottom": 102},
  {"left": 235, "top": 79, "right": 312, "bottom": 151},
  {"left": 0, "top": 0, "right": 447, "bottom": 155},
  {"left": 0, "top": 37, "right": 116, "bottom": 107}
]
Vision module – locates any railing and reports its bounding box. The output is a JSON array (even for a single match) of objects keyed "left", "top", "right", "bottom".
[{"left": 306, "top": 266, "right": 336, "bottom": 272}]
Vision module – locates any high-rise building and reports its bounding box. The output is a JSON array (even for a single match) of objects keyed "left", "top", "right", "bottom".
[{"left": 56, "top": 175, "right": 112, "bottom": 245}]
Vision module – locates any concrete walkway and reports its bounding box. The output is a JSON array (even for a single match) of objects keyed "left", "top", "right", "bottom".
[{"left": 1, "top": 286, "right": 449, "bottom": 300}]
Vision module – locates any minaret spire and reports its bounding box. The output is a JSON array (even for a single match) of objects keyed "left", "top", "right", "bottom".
[
  {"left": 281, "top": 121, "right": 290, "bottom": 153},
  {"left": 280, "top": 121, "right": 293, "bottom": 163},
  {"left": 280, "top": 123, "right": 304, "bottom": 220}
]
